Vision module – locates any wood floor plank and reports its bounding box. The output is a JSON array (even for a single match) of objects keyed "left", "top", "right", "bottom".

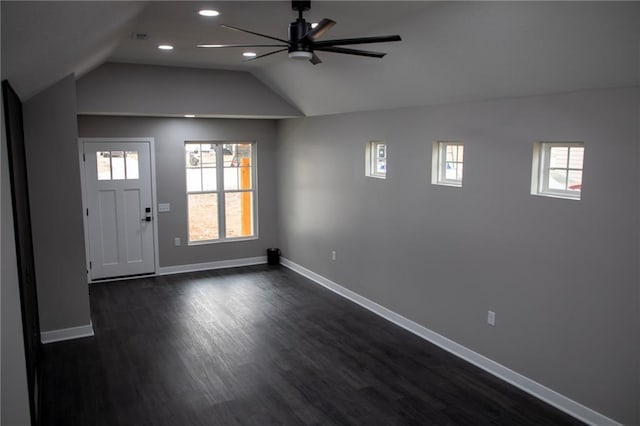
[{"left": 41, "top": 265, "right": 584, "bottom": 425}]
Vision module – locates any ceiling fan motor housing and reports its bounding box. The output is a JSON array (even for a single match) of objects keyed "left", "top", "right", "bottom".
[{"left": 288, "top": 18, "right": 313, "bottom": 57}]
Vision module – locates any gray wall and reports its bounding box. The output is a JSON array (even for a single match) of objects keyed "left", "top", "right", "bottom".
[
  {"left": 277, "top": 87, "right": 640, "bottom": 425},
  {"left": 77, "top": 115, "right": 279, "bottom": 268},
  {"left": 22, "top": 74, "right": 91, "bottom": 332},
  {"left": 1, "top": 94, "right": 32, "bottom": 426},
  {"left": 76, "top": 63, "right": 302, "bottom": 119}
]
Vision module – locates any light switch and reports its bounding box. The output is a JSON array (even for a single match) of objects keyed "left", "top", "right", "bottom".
[{"left": 158, "top": 203, "right": 170, "bottom": 213}]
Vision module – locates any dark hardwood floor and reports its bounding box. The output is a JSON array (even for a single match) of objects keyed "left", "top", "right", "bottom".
[{"left": 41, "top": 265, "right": 583, "bottom": 425}]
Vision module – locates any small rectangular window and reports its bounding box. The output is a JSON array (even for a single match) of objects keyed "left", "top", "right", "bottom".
[
  {"left": 531, "top": 142, "right": 584, "bottom": 200},
  {"left": 432, "top": 141, "right": 464, "bottom": 187},
  {"left": 366, "top": 141, "right": 386, "bottom": 179}
]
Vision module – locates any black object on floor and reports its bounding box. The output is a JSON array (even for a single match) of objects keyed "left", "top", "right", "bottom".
[
  {"left": 41, "top": 265, "right": 584, "bottom": 426},
  {"left": 267, "top": 247, "right": 281, "bottom": 265}
]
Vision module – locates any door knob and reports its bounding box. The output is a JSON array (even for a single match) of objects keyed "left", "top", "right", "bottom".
[{"left": 142, "top": 207, "right": 152, "bottom": 222}]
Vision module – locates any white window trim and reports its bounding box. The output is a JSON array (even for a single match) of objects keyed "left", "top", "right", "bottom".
[
  {"left": 365, "top": 141, "right": 387, "bottom": 179},
  {"left": 531, "top": 141, "right": 583, "bottom": 201},
  {"left": 432, "top": 141, "right": 464, "bottom": 187},
  {"left": 186, "top": 142, "right": 258, "bottom": 244}
]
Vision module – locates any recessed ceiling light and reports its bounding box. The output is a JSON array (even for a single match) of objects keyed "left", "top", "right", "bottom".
[
  {"left": 198, "top": 9, "right": 220, "bottom": 17},
  {"left": 311, "top": 22, "right": 319, "bottom": 28},
  {"left": 243, "top": 52, "right": 257, "bottom": 58},
  {"left": 158, "top": 44, "right": 174, "bottom": 50},
  {"left": 197, "top": 44, "right": 223, "bottom": 48},
  {"left": 184, "top": 114, "right": 195, "bottom": 118}
]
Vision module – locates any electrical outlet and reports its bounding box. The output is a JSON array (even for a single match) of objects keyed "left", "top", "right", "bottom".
[
  {"left": 174, "top": 237, "right": 181, "bottom": 247},
  {"left": 331, "top": 250, "right": 336, "bottom": 261},
  {"left": 487, "top": 310, "right": 496, "bottom": 326}
]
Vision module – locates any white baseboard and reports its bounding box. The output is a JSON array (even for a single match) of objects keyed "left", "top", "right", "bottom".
[
  {"left": 157, "top": 256, "right": 267, "bottom": 276},
  {"left": 41, "top": 321, "right": 95, "bottom": 344},
  {"left": 280, "top": 257, "right": 621, "bottom": 426}
]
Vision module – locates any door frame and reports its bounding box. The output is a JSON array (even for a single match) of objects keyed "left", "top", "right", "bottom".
[{"left": 78, "top": 137, "right": 160, "bottom": 283}]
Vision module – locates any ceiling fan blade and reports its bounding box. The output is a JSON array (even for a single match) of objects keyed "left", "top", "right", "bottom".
[
  {"left": 309, "top": 53, "right": 322, "bottom": 65},
  {"left": 243, "top": 48, "right": 288, "bottom": 62},
  {"left": 313, "top": 35, "right": 401, "bottom": 48},
  {"left": 221, "top": 24, "right": 289, "bottom": 44},
  {"left": 302, "top": 18, "right": 336, "bottom": 41},
  {"left": 314, "top": 46, "right": 386, "bottom": 58},
  {"left": 198, "top": 44, "right": 288, "bottom": 48}
]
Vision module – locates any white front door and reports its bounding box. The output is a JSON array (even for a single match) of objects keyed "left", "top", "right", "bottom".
[{"left": 82, "top": 141, "right": 155, "bottom": 280}]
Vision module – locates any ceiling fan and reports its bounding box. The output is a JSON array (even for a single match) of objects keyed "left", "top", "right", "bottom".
[{"left": 197, "top": 0, "right": 402, "bottom": 65}]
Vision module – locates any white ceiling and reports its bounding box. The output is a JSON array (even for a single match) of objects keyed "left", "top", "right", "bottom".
[{"left": 2, "top": 1, "right": 639, "bottom": 116}]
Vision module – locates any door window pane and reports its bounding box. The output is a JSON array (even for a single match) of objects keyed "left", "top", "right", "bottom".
[
  {"left": 111, "top": 151, "right": 125, "bottom": 180},
  {"left": 125, "top": 151, "right": 139, "bottom": 179},
  {"left": 97, "top": 150, "right": 139, "bottom": 180},
  {"left": 97, "top": 152, "right": 111, "bottom": 180}
]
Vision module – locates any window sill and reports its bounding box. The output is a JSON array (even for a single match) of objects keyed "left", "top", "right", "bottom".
[
  {"left": 531, "top": 192, "right": 581, "bottom": 201},
  {"left": 432, "top": 181, "right": 462, "bottom": 188},
  {"left": 188, "top": 236, "right": 259, "bottom": 246}
]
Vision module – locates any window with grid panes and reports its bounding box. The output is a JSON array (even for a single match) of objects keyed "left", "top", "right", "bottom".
[
  {"left": 531, "top": 142, "right": 584, "bottom": 200},
  {"left": 185, "top": 142, "right": 256, "bottom": 243},
  {"left": 366, "top": 141, "right": 386, "bottom": 179},
  {"left": 432, "top": 141, "right": 464, "bottom": 187}
]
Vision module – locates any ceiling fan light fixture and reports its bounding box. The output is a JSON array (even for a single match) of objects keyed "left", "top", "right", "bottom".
[
  {"left": 198, "top": 9, "right": 220, "bottom": 17},
  {"left": 289, "top": 51, "right": 313, "bottom": 60}
]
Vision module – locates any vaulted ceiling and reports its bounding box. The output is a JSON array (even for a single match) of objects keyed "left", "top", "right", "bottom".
[{"left": 2, "top": 1, "right": 639, "bottom": 116}]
